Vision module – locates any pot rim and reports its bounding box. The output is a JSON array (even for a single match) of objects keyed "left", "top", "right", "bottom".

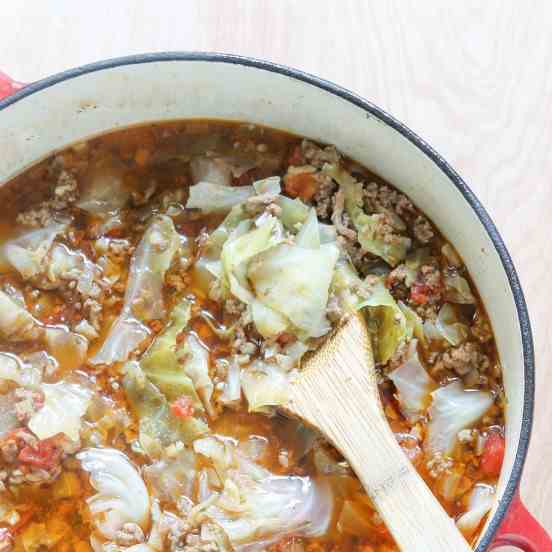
[{"left": 0, "top": 52, "right": 535, "bottom": 550}]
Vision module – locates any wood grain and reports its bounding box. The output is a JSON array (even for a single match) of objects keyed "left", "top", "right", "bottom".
[
  {"left": 285, "top": 313, "right": 472, "bottom": 551},
  {"left": 0, "top": 1, "right": 550, "bottom": 547}
]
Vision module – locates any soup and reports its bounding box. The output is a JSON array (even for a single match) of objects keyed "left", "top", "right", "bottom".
[{"left": 0, "top": 121, "right": 505, "bottom": 551}]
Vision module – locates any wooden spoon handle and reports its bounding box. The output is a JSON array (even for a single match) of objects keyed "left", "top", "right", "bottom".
[{"left": 287, "top": 366, "right": 472, "bottom": 551}]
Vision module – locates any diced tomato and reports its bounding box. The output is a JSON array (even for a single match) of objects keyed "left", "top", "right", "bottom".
[
  {"left": 410, "top": 282, "right": 431, "bottom": 305},
  {"left": 481, "top": 432, "right": 505, "bottom": 477},
  {"left": 18, "top": 437, "right": 62, "bottom": 470},
  {"left": 283, "top": 172, "right": 318, "bottom": 201},
  {"left": 287, "top": 145, "right": 304, "bottom": 166},
  {"left": 171, "top": 396, "right": 195, "bottom": 419}
]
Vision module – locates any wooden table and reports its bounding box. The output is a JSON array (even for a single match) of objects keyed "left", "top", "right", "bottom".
[{"left": 1, "top": 1, "right": 550, "bottom": 547}]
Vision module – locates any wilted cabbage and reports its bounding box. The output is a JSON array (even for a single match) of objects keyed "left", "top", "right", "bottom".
[
  {"left": 426, "top": 381, "right": 493, "bottom": 454},
  {"left": 77, "top": 167, "right": 130, "bottom": 215},
  {"left": 91, "top": 215, "right": 179, "bottom": 364},
  {"left": 0, "top": 352, "right": 42, "bottom": 388},
  {"left": 398, "top": 301, "right": 427, "bottom": 346},
  {"left": 44, "top": 326, "right": 88, "bottom": 371},
  {"left": 179, "top": 333, "right": 215, "bottom": 417},
  {"left": 29, "top": 382, "right": 92, "bottom": 441},
  {"left": 0, "top": 290, "right": 41, "bottom": 341},
  {"left": 3, "top": 222, "right": 68, "bottom": 279},
  {"left": 324, "top": 164, "right": 410, "bottom": 266},
  {"left": 186, "top": 181, "right": 254, "bottom": 214},
  {"left": 241, "top": 361, "right": 293, "bottom": 414},
  {"left": 195, "top": 438, "right": 333, "bottom": 551},
  {"left": 77, "top": 447, "right": 150, "bottom": 540},
  {"left": 388, "top": 340, "right": 435, "bottom": 420},
  {"left": 358, "top": 279, "right": 407, "bottom": 364},
  {"left": 436, "top": 303, "right": 470, "bottom": 346},
  {"left": 140, "top": 299, "right": 201, "bottom": 407},
  {"left": 123, "top": 361, "right": 208, "bottom": 450},
  {"left": 456, "top": 484, "right": 495, "bottom": 538},
  {"left": 190, "top": 156, "right": 233, "bottom": 186},
  {"left": 221, "top": 216, "right": 282, "bottom": 303},
  {"left": 248, "top": 243, "right": 339, "bottom": 338},
  {"left": 143, "top": 448, "right": 197, "bottom": 502},
  {"left": 444, "top": 273, "right": 476, "bottom": 304}
]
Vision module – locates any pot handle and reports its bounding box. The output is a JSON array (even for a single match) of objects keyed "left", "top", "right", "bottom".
[
  {"left": 0, "top": 71, "right": 25, "bottom": 100},
  {"left": 490, "top": 490, "right": 552, "bottom": 551}
]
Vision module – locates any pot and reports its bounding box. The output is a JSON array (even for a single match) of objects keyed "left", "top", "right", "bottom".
[{"left": 0, "top": 53, "right": 548, "bottom": 551}]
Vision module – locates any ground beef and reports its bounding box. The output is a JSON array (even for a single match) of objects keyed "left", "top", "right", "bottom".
[
  {"left": 311, "top": 171, "right": 337, "bottom": 220},
  {"left": 115, "top": 523, "right": 146, "bottom": 546},
  {"left": 363, "top": 182, "right": 415, "bottom": 218},
  {"left": 16, "top": 169, "right": 79, "bottom": 228},
  {"left": 13, "top": 389, "right": 44, "bottom": 423},
  {"left": 301, "top": 140, "right": 340, "bottom": 168},
  {"left": 16, "top": 205, "right": 56, "bottom": 228},
  {"left": 331, "top": 190, "right": 356, "bottom": 240},
  {"left": 432, "top": 341, "right": 490, "bottom": 377},
  {"left": 413, "top": 215, "right": 434, "bottom": 243}
]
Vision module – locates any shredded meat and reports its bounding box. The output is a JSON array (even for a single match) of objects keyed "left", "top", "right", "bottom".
[{"left": 433, "top": 341, "right": 490, "bottom": 377}]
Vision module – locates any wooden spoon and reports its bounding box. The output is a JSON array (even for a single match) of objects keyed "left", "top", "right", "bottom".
[{"left": 281, "top": 312, "right": 472, "bottom": 551}]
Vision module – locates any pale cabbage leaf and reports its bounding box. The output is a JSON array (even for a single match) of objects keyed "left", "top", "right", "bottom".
[
  {"left": 140, "top": 300, "right": 201, "bottom": 406},
  {"left": 436, "top": 303, "right": 470, "bottom": 346},
  {"left": 77, "top": 168, "right": 130, "bottom": 215},
  {"left": 456, "top": 484, "right": 495, "bottom": 538},
  {"left": 179, "top": 333, "right": 215, "bottom": 417},
  {"left": 3, "top": 222, "right": 67, "bottom": 279},
  {"left": 388, "top": 340, "right": 435, "bottom": 421},
  {"left": 186, "top": 182, "right": 254, "bottom": 214},
  {"left": 77, "top": 447, "right": 150, "bottom": 540},
  {"left": 248, "top": 243, "right": 339, "bottom": 338},
  {"left": 91, "top": 215, "right": 179, "bottom": 364},
  {"left": 426, "top": 381, "right": 494, "bottom": 454},
  {"left": 29, "top": 382, "right": 92, "bottom": 441},
  {"left": 358, "top": 279, "right": 408, "bottom": 364},
  {"left": 241, "top": 361, "right": 292, "bottom": 414},
  {"left": 196, "top": 437, "right": 333, "bottom": 551}
]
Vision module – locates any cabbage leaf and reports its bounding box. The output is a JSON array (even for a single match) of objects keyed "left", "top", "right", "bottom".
[
  {"left": 3, "top": 222, "right": 67, "bottom": 279},
  {"left": 140, "top": 300, "right": 201, "bottom": 406},
  {"left": 241, "top": 361, "right": 292, "bottom": 414},
  {"left": 196, "top": 438, "right": 333, "bottom": 550},
  {"left": 29, "top": 382, "right": 92, "bottom": 441},
  {"left": 388, "top": 340, "right": 435, "bottom": 420},
  {"left": 91, "top": 215, "right": 179, "bottom": 365},
  {"left": 358, "top": 279, "right": 407, "bottom": 364},
  {"left": 324, "top": 164, "right": 410, "bottom": 266},
  {"left": 426, "top": 381, "right": 493, "bottom": 454},
  {"left": 77, "top": 447, "right": 150, "bottom": 540},
  {"left": 248, "top": 243, "right": 339, "bottom": 338},
  {"left": 456, "top": 484, "right": 495, "bottom": 538},
  {"left": 123, "top": 361, "right": 207, "bottom": 451},
  {"left": 186, "top": 181, "right": 255, "bottom": 214}
]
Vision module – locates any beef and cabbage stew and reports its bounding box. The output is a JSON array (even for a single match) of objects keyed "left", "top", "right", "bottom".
[{"left": 0, "top": 121, "right": 505, "bottom": 552}]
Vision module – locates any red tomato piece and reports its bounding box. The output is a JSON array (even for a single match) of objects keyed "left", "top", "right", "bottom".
[
  {"left": 481, "top": 432, "right": 505, "bottom": 477},
  {"left": 171, "top": 396, "right": 195, "bottom": 419},
  {"left": 410, "top": 282, "right": 431, "bottom": 305},
  {"left": 18, "top": 437, "right": 62, "bottom": 470}
]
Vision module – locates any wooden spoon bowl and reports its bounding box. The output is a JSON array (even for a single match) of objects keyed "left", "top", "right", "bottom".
[{"left": 281, "top": 312, "right": 472, "bottom": 551}]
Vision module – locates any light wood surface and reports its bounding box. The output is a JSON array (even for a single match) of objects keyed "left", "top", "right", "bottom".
[
  {"left": 1, "top": 1, "right": 550, "bottom": 546},
  {"left": 285, "top": 313, "right": 472, "bottom": 551}
]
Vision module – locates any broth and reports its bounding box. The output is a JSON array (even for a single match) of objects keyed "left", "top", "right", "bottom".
[{"left": 0, "top": 120, "right": 504, "bottom": 552}]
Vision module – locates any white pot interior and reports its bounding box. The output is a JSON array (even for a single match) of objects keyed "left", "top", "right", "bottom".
[{"left": 0, "top": 58, "right": 528, "bottom": 548}]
